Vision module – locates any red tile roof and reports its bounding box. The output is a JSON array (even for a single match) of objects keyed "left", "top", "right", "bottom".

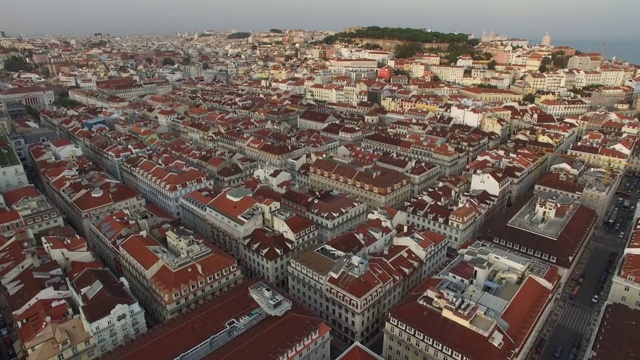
[{"left": 101, "top": 280, "right": 328, "bottom": 360}]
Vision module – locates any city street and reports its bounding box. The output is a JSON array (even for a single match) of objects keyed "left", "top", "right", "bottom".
[{"left": 538, "top": 174, "right": 637, "bottom": 359}]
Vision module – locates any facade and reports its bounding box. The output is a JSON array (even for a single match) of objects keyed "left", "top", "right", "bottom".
[
  {"left": 122, "top": 157, "right": 213, "bottom": 219},
  {"left": 485, "top": 191, "right": 597, "bottom": 272},
  {"left": 309, "top": 158, "right": 411, "bottom": 209},
  {"left": 0, "top": 136, "right": 28, "bottom": 192},
  {"left": 101, "top": 280, "right": 332, "bottom": 360},
  {"left": 69, "top": 268, "right": 147, "bottom": 356},
  {"left": 288, "top": 215, "right": 448, "bottom": 347},
  {"left": 384, "top": 241, "right": 561, "bottom": 360},
  {"left": 2, "top": 185, "right": 64, "bottom": 235},
  {"left": 608, "top": 219, "right": 640, "bottom": 310},
  {"left": 282, "top": 189, "right": 368, "bottom": 243},
  {"left": 0, "top": 86, "right": 55, "bottom": 110},
  {"left": 118, "top": 228, "right": 242, "bottom": 323},
  {"left": 23, "top": 317, "right": 97, "bottom": 360}
]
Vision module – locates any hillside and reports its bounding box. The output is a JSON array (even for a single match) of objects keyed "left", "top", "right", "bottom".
[{"left": 321, "top": 26, "right": 470, "bottom": 45}]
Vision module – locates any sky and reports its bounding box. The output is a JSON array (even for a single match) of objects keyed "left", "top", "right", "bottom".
[{"left": 2, "top": 0, "right": 639, "bottom": 39}]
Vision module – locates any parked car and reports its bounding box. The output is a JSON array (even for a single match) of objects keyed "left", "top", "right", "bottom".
[
  {"left": 553, "top": 346, "right": 564, "bottom": 358},
  {"left": 592, "top": 295, "right": 599, "bottom": 303},
  {"left": 0, "top": 327, "right": 8, "bottom": 337},
  {"left": 534, "top": 337, "right": 546, "bottom": 355},
  {"left": 620, "top": 232, "right": 626, "bottom": 239}
]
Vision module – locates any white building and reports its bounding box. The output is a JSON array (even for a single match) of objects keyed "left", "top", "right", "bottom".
[
  {"left": 122, "top": 157, "right": 213, "bottom": 219},
  {"left": 0, "top": 137, "right": 28, "bottom": 192},
  {"left": 69, "top": 267, "right": 148, "bottom": 355}
]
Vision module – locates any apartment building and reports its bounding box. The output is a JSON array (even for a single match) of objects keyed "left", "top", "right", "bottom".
[
  {"left": 383, "top": 241, "right": 561, "bottom": 360},
  {"left": 32, "top": 155, "right": 145, "bottom": 237},
  {"left": 180, "top": 187, "right": 272, "bottom": 259},
  {"left": 362, "top": 133, "right": 466, "bottom": 176},
  {"left": 24, "top": 317, "right": 97, "bottom": 360},
  {"left": 2, "top": 185, "right": 64, "bottom": 235},
  {"left": 102, "top": 280, "right": 332, "bottom": 360},
  {"left": 485, "top": 191, "right": 597, "bottom": 272},
  {"left": 0, "top": 136, "right": 28, "bottom": 192},
  {"left": 288, "top": 215, "right": 448, "bottom": 347},
  {"left": 122, "top": 157, "right": 213, "bottom": 219},
  {"left": 118, "top": 227, "right": 242, "bottom": 323},
  {"left": 608, "top": 219, "right": 640, "bottom": 310},
  {"left": 69, "top": 267, "right": 147, "bottom": 355},
  {"left": 282, "top": 189, "right": 368, "bottom": 243},
  {"left": 309, "top": 158, "right": 411, "bottom": 209}
]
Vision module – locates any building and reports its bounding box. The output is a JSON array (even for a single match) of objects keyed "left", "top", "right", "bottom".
[
  {"left": 23, "top": 317, "right": 97, "bottom": 360},
  {"left": 288, "top": 215, "right": 448, "bottom": 347},
  {"left": 0, "top": 136, "right": 28, "bottom": 192},
  {"left": 309, "top": 157, "right": 411, "bottom": 209},
  {"left": 0, "top": 86, "right": 55, "bottom": 111},
  {"left": 459, "top": 87, "right": 522, "bottom": 103},
  {"left": 101, "top": 280, "right": 332, "bottom": 360},
  {"left": 608, "top": 219, "right": 640, "bottom": 310},
  {"left": 2, "top": 185, "right": 65, "bottom": 235},
  {"left": 383, "top": 241, "right": 561, "bottom": 360},
  {"left": 589, "top": 303, "right": 640, "bottom": 360},
  {"left": 118, "top": 227, "right": 242, "bottom": 323},
  {"left": 122, "top": 157, "right": 213, "bottom": 219},
  {"left": 69, "top": 267, "right": 147, "bottom": 356},
  {"left": 484, "top": 191, "right": 597, "bottom": 272},
  {"left": 282, "top": 189, "right": 368, "bottom": 243},
  {"left": 181, "top": 187, "right": 269, "bottom": 259}
]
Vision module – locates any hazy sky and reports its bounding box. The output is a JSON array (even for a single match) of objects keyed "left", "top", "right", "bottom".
[{"left": 2, "top": 0, "right": 639, "bottom": 39}]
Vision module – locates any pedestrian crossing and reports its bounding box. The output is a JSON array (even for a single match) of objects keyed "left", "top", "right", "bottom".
[
  {"left": 595, "top": 241, "right": 621, "bottom": 252},
  {"left": 558, "top": 303, "right": 592, "bottom": 333}
]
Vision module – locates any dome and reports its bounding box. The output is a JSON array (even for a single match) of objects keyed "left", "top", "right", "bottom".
[{"left": 541, "top": 32, "right": 551, "bottom": 46}]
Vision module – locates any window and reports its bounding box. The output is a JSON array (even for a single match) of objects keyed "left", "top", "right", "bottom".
[
  {"left": 625, "top": 286, "right": 630, "bottom": 292},
  {"left": 622, "top": 296, "right": 627, "bottom": 302}
]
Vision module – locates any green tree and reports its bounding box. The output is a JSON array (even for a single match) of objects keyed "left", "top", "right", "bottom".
[
  {"left": 538, "top": 64, "right": 548, "bottom": 72},
  {"left": 145, "top": 57, "right": 153, "bottom": 65},
  {"left": 25, "top": 105, "right": 40, "bottom": 120},
  {"left": 395, "top": 42, "right": 423, "bottom": 58},
  {"left": 3, "top": 56, "right": 32, "bottom": 72},
  {"left": 488, "top": 60, "right": 497, "bottom": 70},
  {"left": 270, "top": 29, "right": 283, "bottom": 33},
  {"left": 53, "top": 97, "right": 81, "bottom": 109},
  {"left": 162, "top": 57, "right": 175, "bottom": 66},
  {"left": 227, "top": 32, "right": 251, "bottom": 39},
  {"left": 523, "top": 94, "right": 536, "bottom": 103},
  {"left": 433, "top": 75, "right": 441, "bottom": 82}
]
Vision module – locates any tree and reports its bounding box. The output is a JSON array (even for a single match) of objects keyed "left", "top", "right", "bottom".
[
  {"left": 53, "top": 97, "right": 81, "bottom": 109},
  {"left": 162, "top": 57, "right": 175, "bottom": 66},
  {"left": 25, "top": 105, "right": 40, "bottom": 120},
  {"left": 395, "top": 42, "right": 423, "bottom": 58},
  {"left": 538, "top": 64, "right": 548, "bottom": 72},
  {"left": 488, "top": 60, "right": 497, "bottom": 70},
  {"left": 433, "top": 75, "right": 441, "bottom": 82},
  {"left": 145, "top": 57, "right": 153, "bottom": 65},
  {"left": 468, "top": 38, "right": 481, "bottom": 47},
  {"left": 3, "top": 55, "right": 32, "bottom": 72},
  {"left": 523, "top": 94, "right": 536, "bottom": 103},
  {"left": 270, "top": 28, "right": 283, "bottom": 33}
]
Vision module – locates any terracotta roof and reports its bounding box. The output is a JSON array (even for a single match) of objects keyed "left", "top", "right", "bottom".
[
  {"left": 102, "top": 280, "right": 328, "bottom": 360},
  {"left": 72, "top": 268, "right": 136, "bottom": 323},
  {"left": 591, "top": 303, "right": 640, "bottom": 360}
]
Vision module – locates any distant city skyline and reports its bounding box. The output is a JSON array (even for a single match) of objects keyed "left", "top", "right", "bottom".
[{"left": 1, "top": 0, "right": 639, "bottom": 38}]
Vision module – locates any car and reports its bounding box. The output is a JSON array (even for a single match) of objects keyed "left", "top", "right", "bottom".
[
  {"left": 620, "top": 232, "right": 626, "bottom": 239},
  {"left": 592, "top": 295, "right": 599, "bottom": 303},
  {"left": 0, "top": 327, "right": 8, "bottom": 337},
  {"left": 572, "top": 336, "right": 582, "bottom": 348},
  {"left": 534, "top": 337, "right": 546, "bottom": 355},
  {"left": 615, "top": 207, "right": 620, "bottom": 211},
  {"left": 553, "top": 346, "right": 564, "bottom": 358}
]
